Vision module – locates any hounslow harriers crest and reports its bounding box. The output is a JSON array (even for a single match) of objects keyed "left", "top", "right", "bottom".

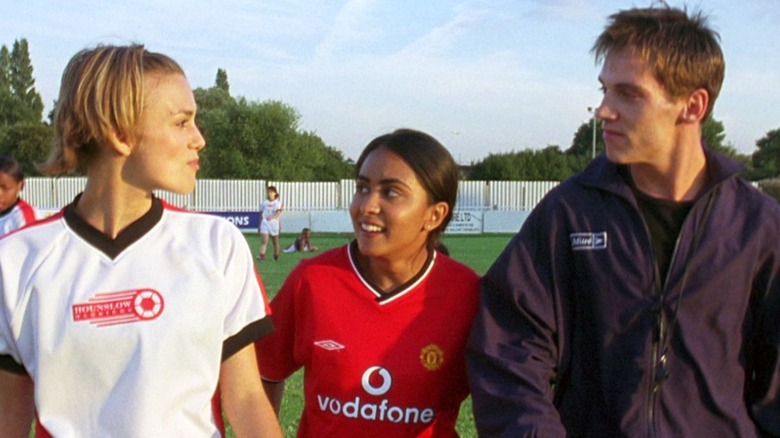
[{"left": 72, "top": 289, "right": 164, "bottom": 327}]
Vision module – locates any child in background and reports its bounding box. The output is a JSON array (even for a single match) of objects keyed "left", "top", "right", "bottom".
[
  {"left": 258, "top": 186, "right": 283, "bottom": 261},
  {"left": 283, "top": 228, "right": 319, "bottom": 253},
  {"left": 0, "top": 156, "right": 39, "bottom": 236}
]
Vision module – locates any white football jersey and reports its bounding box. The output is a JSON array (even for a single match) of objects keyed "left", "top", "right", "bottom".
[
  {"left": 260, "top": 198, "right": 283, "bottom": 222},
  {"left": 0, "top": 198, "right": 38, "bottom": 236},
  {"left": 0, "top": 197, "right": 272, "bottom": 437}
]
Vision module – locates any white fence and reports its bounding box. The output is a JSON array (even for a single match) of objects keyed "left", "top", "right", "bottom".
[{"left": 23, "top": 177, "right": 559, "bottom": 212}]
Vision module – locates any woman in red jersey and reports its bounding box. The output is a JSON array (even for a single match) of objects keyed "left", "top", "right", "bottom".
[{"left": 257, "top": 129, "right": 479, "bottom": 437}]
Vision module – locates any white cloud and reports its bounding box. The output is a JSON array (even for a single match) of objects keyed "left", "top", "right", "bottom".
[{"left": 314, "top": 0, "right": 379, "bottom": 60}]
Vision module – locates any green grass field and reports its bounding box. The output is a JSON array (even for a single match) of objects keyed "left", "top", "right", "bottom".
[{"left": 244, "top": 232, "right": 513, "bottom": 437}]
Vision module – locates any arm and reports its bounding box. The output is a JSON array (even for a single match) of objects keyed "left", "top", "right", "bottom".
[
  {"left": 261, "top": 379, "right": 285, "bottom": 416},
  {"left": 749, "top": 246, "right": 780, "bottom": 436},
  {"left": 0, "top": 369, "right": 34, "bottom": 438},
  {"left": 271, "top": 201, "right": 283, "bottom": 220},
  {"left": 465, "top": 209, "right": 568, "bottom": 437},
  {"left": 220, "top": 344, "right": 282, "bottom": 438}
]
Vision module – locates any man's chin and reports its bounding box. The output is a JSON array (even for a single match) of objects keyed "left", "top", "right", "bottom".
[{"left": 604, "top": 148, "right": 631, "bottom": 165}]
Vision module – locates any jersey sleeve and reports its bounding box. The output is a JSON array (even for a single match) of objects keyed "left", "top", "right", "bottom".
[
  {"left": 220, "top": 225, "right": 274, "bottom": 361},
  {"left": 255, "top": 264, "right": 304, "bottom": 382}
]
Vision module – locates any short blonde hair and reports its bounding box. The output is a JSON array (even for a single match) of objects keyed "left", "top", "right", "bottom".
[{"left": 42, "top": 44, "right": 184, "bottom": 175}]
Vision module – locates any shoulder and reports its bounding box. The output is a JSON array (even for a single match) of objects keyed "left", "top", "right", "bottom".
[
  {"left": 722, "top": 177, "right": 780, "bottom": 230},
  {"left": 16, "top": 199, "right": 37, "bottom": 215},
  {"left": 434, "top": 253, "right": 479, "bottom": 281},
  {"left": 430, "top": 253, "right": 480, "bottom": 299},
  {"left": 0, "top": 212, "right": 65, "bottom": 262},
  {"left": 1, "top": 211, "right": 62, "bottom": 241},
  {"left": 273, "top": 246, "right": 351, "bottom": 303},
  {"left": 293, "top": 245, "right": 349, "bottom": 274}
]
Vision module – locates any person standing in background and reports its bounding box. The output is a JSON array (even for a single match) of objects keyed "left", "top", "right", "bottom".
[{"left": 258, "top": 185, "right": 283, "bottom": 261}]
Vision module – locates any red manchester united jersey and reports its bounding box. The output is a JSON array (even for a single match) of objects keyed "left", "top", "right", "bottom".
[{"left": 256, "top": 242, "right": 479, "bottom": 437}]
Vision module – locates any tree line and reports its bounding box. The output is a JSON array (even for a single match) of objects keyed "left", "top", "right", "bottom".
[{"left": 1, "top": 38, "right": 778, "bottom": 182}]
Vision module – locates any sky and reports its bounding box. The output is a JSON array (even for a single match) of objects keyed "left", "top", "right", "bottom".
[{"left": 3, "top": 0, "right": 779, "bottom": 163}]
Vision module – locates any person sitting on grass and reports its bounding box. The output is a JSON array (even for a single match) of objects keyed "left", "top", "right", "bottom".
[{"left": 283, "top": 228, "right": 319, "bottom": 253}]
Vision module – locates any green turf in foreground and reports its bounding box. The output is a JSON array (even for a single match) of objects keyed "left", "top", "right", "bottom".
[{"left": 240, "top": 232, "right": 513, "bottom": 437}]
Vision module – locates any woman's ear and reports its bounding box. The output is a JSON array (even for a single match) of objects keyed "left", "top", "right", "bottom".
[
  {"left": 426, "top": 202, "right": 449, "bottom": 231},
  {"left": 107, "top": 129, "right": 133, "bottom": 157}
]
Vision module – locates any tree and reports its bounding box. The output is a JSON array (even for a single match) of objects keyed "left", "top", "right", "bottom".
[
  {"left": 0, "top": 121, "right": 53, "bottom": 175},
  {"left": 0, "top": 46, "right": 14, "bottom": 126},
  {"left": 8, "top": 39, "right": 43, "bottom": 123},
  {"left": 699, "top": 115, "right": 752, "bottom": 172},
  {"left": 701, "top": 116, "right": 729, "bottom": 153},
  {"left": 193, "top": 69, "right": 353, "bottom": 180},
  {"left": 0, "top": 39, "right": 50, "bottom": 173},
  {"left": 752, "top": 128, "right": 780, "bottom": 179},
  {"left": 566, "top": 120, "right": 603, "bottom": 158},
  {"left": 215, "top": 68, "right": 229, "bottom": 94},
  {"left": 469, "top": 146, "right": 586, "bottom": 181}
]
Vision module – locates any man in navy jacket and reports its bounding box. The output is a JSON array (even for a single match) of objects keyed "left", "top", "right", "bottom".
[{"left": 466, "top": 5, "right": 780, "bottom": 437}]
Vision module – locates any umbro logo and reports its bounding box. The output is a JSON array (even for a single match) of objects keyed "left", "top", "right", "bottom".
[
  {"left": 314, "top": 340, "right": 345, "bottom": 351},
  {"left": 570, "top": 232, "right": 607, "bottom": 251}
]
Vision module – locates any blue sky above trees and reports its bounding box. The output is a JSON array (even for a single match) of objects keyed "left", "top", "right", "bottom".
[{"left": 3, "top": 0, "right": 780, "bottom": 162}]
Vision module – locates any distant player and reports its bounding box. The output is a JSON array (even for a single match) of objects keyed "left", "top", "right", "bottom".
[
  {"left": 258, "top": 185, "right": 283, "bottom": 261},
  {"left": 256, "top": 129, "right": 479, "bottom": 437},
  {"left": 0, "top": 155, "right": 39, "bottom": 236},
  {"left": 283, "top": 227, "right": 319, "bottom": 253},
  {"left": 0, "top": 44, "right": 282, "bottom": 437}
]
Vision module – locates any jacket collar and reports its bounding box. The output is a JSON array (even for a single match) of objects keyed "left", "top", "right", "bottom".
[{"left": 576, "top": 147, "right": 745, "bottom": 200}]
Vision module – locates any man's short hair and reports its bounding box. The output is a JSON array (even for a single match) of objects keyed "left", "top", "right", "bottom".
[{"left": 592, "top": 6, "right": 724, "bottom": 119}]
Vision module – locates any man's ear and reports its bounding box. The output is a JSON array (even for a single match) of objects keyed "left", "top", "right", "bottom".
[{"left": 679, "top": 88, "right": 709, "bottom": 124}]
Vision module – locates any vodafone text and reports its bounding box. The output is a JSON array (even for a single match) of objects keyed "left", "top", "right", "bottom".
[
  {"left": 316, "top": 366, "right": 435, "bottom": 424},
  {"left": 316, "top": 395, "right": 434, "bottom": 424}
]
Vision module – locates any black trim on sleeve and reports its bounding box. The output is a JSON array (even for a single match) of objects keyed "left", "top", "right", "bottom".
[
  {"left": 0, "top": 354, "right": 27, "bottom": 375},
  {"left": 222, "top": 317, "right": 275, "bottom": 362}
]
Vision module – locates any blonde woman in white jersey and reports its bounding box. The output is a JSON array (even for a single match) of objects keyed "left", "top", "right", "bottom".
[{"left": 0, "top": 44, "right": 282, "bottom": 438}]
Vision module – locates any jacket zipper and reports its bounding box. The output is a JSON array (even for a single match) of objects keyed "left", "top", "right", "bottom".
[{"left": 640, "top": 210, "right": 683, "bottom": 438}]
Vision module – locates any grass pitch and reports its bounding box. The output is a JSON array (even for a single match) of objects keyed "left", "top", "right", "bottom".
[{"left": 244, "top": 232, "right": 513, "bottom": 437}]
